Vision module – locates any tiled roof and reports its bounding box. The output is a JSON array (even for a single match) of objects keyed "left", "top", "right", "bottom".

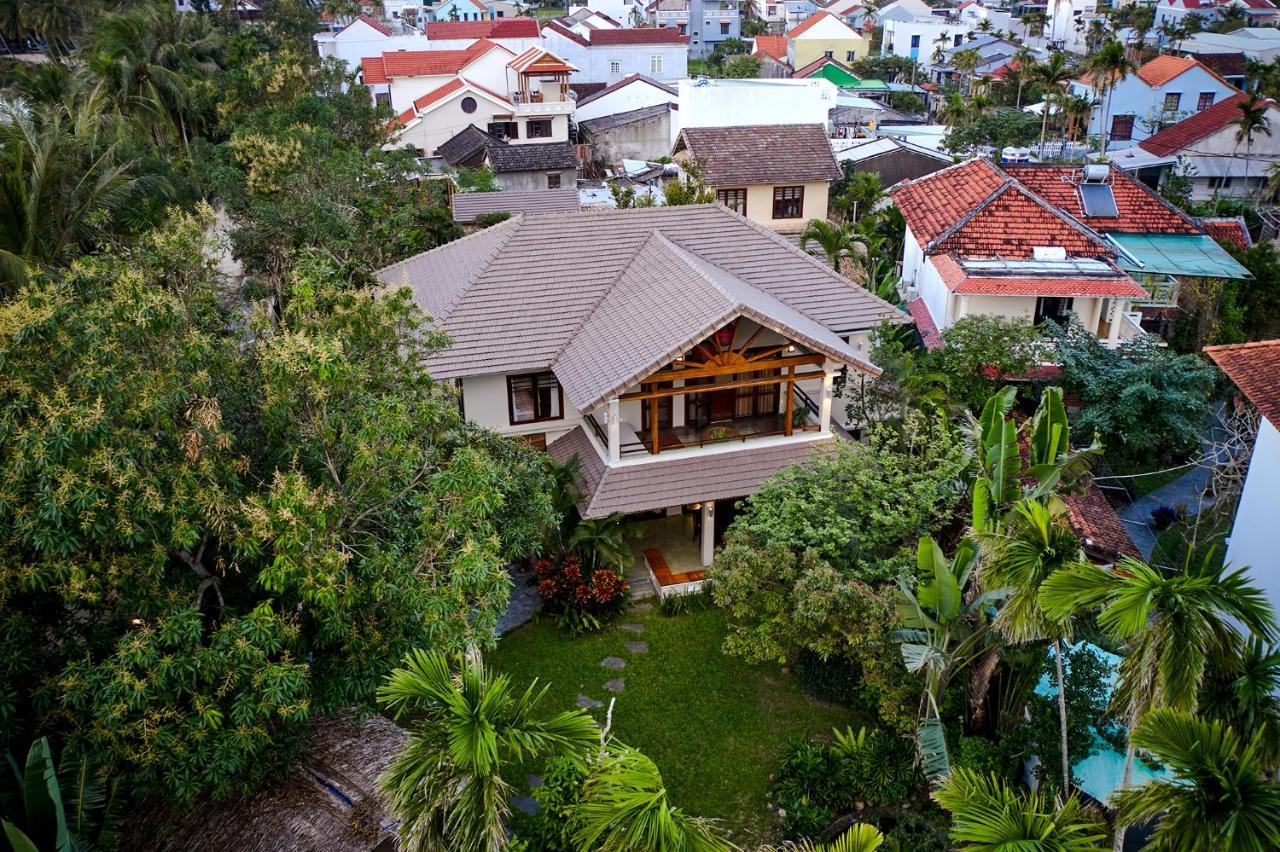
[
  {"left": 752, "top": 34, "right": 788, "bottom": 61},
  {"left": 1204, "top": 340, "right": 1280, "bottom": 426},
  {"left": 569, "top": 81, "right": 608, "bottom": 99},
  {"left": 411, "top": 77, "right": 467, "bottom": 111},
  {"left": 1063, "top": 486, "right": 1143, "bottom": 562},
  {"left": 364, "top": 40, "right": 500, "bottom": 81},
  {"left": 553, "top": 234, "right": 875, "bottom": 411},
  {"left": 1001, "top": 164, "right": 1201, "bottom": 235},
  {"left": 906, "top": 297, "right": 943, "bottom": 349},
  {"left": 930, "top": 253, "right": 1147, "bottom": 297},
  {"left": 485, "top": 140, "right": 578, "bottom": 173},
  {"left": 580, "top": 103, "right": 672, "bottom": 133},
  {"left": 548, "top": 427, "right": 838, "bottom": 517},
  {"left": 788, "top": 9, "right": 857, "bottom": 37},
  {"left": 542, "top": 20, "right": 590, "bottom": 47},
  {"left": 675, "top": 124, "right": 842, "bottom": 185},
  {"left": 1200, "top": 216, "right": 1252, "bottom": 249},
  {"left": 423, "top": 18, "right": 540, "bottom": 39},
  {"left": 793, "top": 54, "right": 856, "bottom": 79},
  {"left": 375, "top": 205, "right": 908, "bottom": 380},
  {"left": 1138, "top": 93, "right": 1257, "bottom": 157},
  {"left": 435, "top": 123, "right": 494, "bottom": 165},
  {"left": 590, "top": 27, "right": 688, "bottom": 44},
  {"left": 932, "top": 183, "right": 1113, "bottom": 258},
  {"left": 1136, "top": 54, "right": 1201, "bottom": 87},
  {"left": 508, "top": 46, "right": 576, "bottom": 74},
  {"left": 452, "top": 189, "right": 579, "bottom": 223},
  {"left": 574, "top": 74, "right": 675, "bottom": 108},
  {"left": 362, "top": 56, "right": 389, "bottom": 84},
  {"left": 890, "top": 159, "right": 1009, "bottom": 245}
]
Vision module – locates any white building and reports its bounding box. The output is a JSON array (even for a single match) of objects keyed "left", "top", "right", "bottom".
[
  {"left": 881, "top": 17, "right": 968, "bottom": 63},
  {"left": 675, "top": 77, "right": 837, "bottom": 137},
  {"left": 1044, "top": 0, "right": 1099, "bottom": 53},
  {"left": 1205, "top": 342, "right": 1280, "bottom": 615},
  {"left": 955, "top": 1, "right": 1015, "bottom": 33},
  {"left": 1177, "top": 27, "right": 1280, "bottom": 64},
  {"left": 314, "top": 15, "right": 425, "bottom": 72},
  {"left": 873, "top": 0, "right": 934, "bottom": 24},
  {"left": 541, "top": 20, "right": 689, "bottom": 83},
  {"left": 1068, "top": 54, "right": 1240, "bottom": 150},
  {"left": 1156, "top": 0, "right": 1280, "bottom": 30},
  {"left": 573, "top": 74, "right": 679, "bottom": 123}
]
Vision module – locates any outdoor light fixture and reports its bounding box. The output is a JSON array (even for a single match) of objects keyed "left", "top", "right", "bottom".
[{"left": 786, "top": 344, "right": 796, "bottom": 353}]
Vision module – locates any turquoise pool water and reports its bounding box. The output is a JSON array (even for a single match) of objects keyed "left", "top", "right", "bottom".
[{"left": 1034, "top": 643, "right": 1170, "bottom": 804}]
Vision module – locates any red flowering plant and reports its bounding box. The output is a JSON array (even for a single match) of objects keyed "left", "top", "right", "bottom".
[{"left": 534, "top": 554, "right": 630, "bottom": 634}]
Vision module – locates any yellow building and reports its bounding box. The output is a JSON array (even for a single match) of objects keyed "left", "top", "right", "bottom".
[
  {"left": 786, "top": 10, "right": 869, "bottom": 70},
  {"left": 672, "top": 124, "right": 842, "bottom": 231}
]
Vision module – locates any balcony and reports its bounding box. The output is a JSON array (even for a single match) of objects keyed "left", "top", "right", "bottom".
[{"left": 511, "top": 89, "right": 574, "bottom": 116}]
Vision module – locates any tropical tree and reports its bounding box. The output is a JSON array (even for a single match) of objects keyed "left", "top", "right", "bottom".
[
  {"left": 938, "top": 92, "right": 970, "bottom": 129},
  {"left": 1199, "top": 637, "right": 1280, "bottom": 774},
  {"left": 572, "top": 744, "right": 737, "bottom": 852},
  {"left": 1234, "top": 92, "right": 1272, "bottom": 204},
  {"left": 1085, "top": 40, "right": 1136, "bottom": 151},
  {"left": 1031, "top": 52, "right": 1074, "bottom": 154},
  {"left": 1012, "top": 45, "right": 1037, "bottom": 109},
  {"left": 569, "top": 513, "right": 631, "bottom": 571},
  {"left": 378, "top": 648, "right": 600, "bottom": 852},
  {"left": 1086, "top": 18, "right": 1110, "bottom": 53},
  {"left": 1113, "top": 709, "right": 1280, "bottom": 852},
  {"left": 833, "top": 170, "right": 884, "bottom": 222},
  {"left": 800, "top": 218, "right": 863, "bottom": 272},
  {"left": 933, "top": 768, "right": 1108, "bottom": 851},
  {"left": 764, "top": 825, "right": 886, "bottom": 852},
  {"left": 1040, "top": 554, "right": 1277, "bottom": 851},
  {"left": 952, "top": 48, "right": 983, "bottom": 94},
  {"left": 1128, "top": 6, "right": 1155, "bottom": 61},
  {"left": 1, "top": 738, "right": 122, "bottom": 852}
]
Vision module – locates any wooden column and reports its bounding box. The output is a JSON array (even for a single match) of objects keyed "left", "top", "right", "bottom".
[
  {"left": 650, "top": 395, "right": 659, "bottom": 455},
  {"left": 784, "top": 365, "right": 796, "bottom": 436}
]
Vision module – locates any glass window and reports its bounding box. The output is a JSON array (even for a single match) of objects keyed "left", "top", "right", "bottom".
[
  {"left": 716, "top": 187, "right": 747, "bottom": 215},
  {"left": 824, "top": 49, "right": 834, "bottom": 58},
  {"left": 488, "top": 121, "right": 519, "bottom": 140},
  {"left": 720, "top": 21, "right": 730, "bottom": 33},
  {"left": 650, "top": 53, "right": 664, "bottom": 74},
  {"left": 547, "top": 172, "right": 561, "bottom": 189},
  {"left": 1163, "top": 92, "right": 1181, "bottom": 111},
  {"left": 609, "top": 61, "right": 621, "bottom": 74},
  {"left": 772, "top": 185, "right": 804, "bottom": 219},
  {"left": 508, "top": 373, "right": 563, "bottom": 424},
  {"left": 846, "top": 50, "right": 856, "bottom": 61},
  {"left": 910, "top": 34, "right": 921, "bottom": 47},
  {"left": 1034, "top": 296, "right": 1074, "bottom": 326},
  {"left": 1110, "top": 114, "right": 1135, "bottom": 141},
  {"left": 527, "top": 118, "right": 553, "bottom": 138},
  {"left": 1197, "top": 91, "right": 1215, "bottom": 111}
]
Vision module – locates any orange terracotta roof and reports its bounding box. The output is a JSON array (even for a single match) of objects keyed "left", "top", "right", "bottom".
[
  {"left": 753, "top": 34, "right": 788, "bottom": 61},
  {"left": 1136, "top": 54, "right": 1201, "bottom": 87},
  {"left": 368, "top": 39, "right": 503, "bottom": 81},
  {"left": 1200, "top": 216, "right": 1252, "bottom": 249},
  {"left": 1205, "top": 340, "right": 1280, "bottom": 426},
  {"left": 507, "top": 46, "right": 576, "bottom": 74},
  {"left": 891, "top": 159, "right": 1009, "bottom": 245},
  {"left": 362, "top": 56, "right": 389, "bottom": 84},
  {"left": 1063, "top": 486, "right": 1143, "bottom": 562},
  {"left": 1139, "top": 93, "right": 1259, "bottom": 157},
  {"left": 906, "top": 297, "right": 943, "bottom": 348},
  {"left": 410, "top": 77, "right": 466, "bottom": 112},
  {"left": 1002, "top": 164, "right": 1200, "bottom": 235}
]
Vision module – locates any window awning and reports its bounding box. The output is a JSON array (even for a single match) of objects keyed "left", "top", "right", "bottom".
[{"left": 1106, "top": 232, "right": 1251, "bottom": 280}]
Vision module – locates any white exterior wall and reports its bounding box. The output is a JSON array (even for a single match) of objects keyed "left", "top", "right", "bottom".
[
  {"left": 317, "top": 26, "right": 430, "bottom": 72},
  {"left": 425, "top": 35, "right": 541, "bottom": 51},
  {"left": 1227, "top": 417, "right": 1280, "bottom": 603},
  {"left": 573, "top": 77, "right": 678, "bottom": 122},
  {"left": 915, "top": 254, "right": 954, "bottom": 329},
  {"left": 1072, "top": 66, "right": 1239, "bottom": 149},
  {"left": 675, "top": 77, "right": 836, "bottom": 134},
  {"left": 542, "top": 29, "right": 688, "bottom": 83},
  {"left": 460, "top": 372, "right": 588, "bottom": 444},
  {"left": 396, "top": 91, "right": 570, "bottom": 156},
  {"left": 881, "top": 18, "right": 970, "bottom": 61}
]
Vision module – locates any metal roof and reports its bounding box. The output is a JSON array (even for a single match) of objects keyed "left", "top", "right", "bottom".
[
  {"left": 1107, "top": 232, "right": 1251, "bottom": 280},
  {"left": 960, "top": 257, "right": 1118, "bottom": 277}
]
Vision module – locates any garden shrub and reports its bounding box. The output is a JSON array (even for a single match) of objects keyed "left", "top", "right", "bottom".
[
  {"left": 953, "top": 735, "right": 1005, "bottom": 777},
  {"left": 516, "top": 756, "right": 586, "bottom": 851},
  {"left": 534, "top": 555, "right": 629, "bottom": 634}
]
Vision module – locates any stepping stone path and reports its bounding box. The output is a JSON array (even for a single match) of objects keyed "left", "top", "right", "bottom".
[
  {"left": 604, "top": 678, "right": 625, "bottom": 693},
  {"left": 601, "top": 656, "right": 626, "bottom": 670},
  {"left": 577, "top": 693, "right": 603, "bottom": 709},
  {"left": 625, "top": 640, "right": 649, "bottom": 654},
  {"left": 629, "top": 602, "right": 653, "bottom": 613},
  {"left": 619, "top": 623, "right": 645, "bottom": 633}
]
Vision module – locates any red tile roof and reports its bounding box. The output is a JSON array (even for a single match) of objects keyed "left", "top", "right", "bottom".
[
  {"left": 934, "top": 184, "right": 1113, "bottom": 258},
  {"left": 1002, "top": 163, "right": 1200, "bottom": 235},
  {"left": 1200, "top": 216, "right": 1252, "bottom": 249},
  {"left": 1136, "top": 54, "right": 1201, "bottom": 87},
  {"left": 423, "top": 18, "right": 540, "bottom": 40},
  {"left": 411, "top": 77, "right": 467, "bottom": 112},
  {"left": 362, "top": 56, "right": 389, "bottom": 84},
  {"left": 508, "top": 46, "right": 576, "bottom": 74},
  {"left": 891, "top": 159, "right": 1009, "bottom": 245},
  {"left": 363, "top": 40, "right": 502, "bottom": 81},
  {"left": 1139, "top": 93, "right": 1263, "bottom": 157},
  {"left": 906, "top": 298, "right": 943, "bottom": 348},
  {"left": 789, "top": 9, "right": 857, "bottom": 37},
  {"left": 1205, "top": 340, "right": 1280, "bottom": 426},
  {"left": 590, "top": 27, "right": 688, "bottom": 44},
  {"left": 931, "top": 253, "right": 1148, "bottom": 297},
  {"left": 753, "top": 34, "right": 788, "bottom": 61},
  {"left": 1063, "top": 486, "right": 1143, "bottom": 562}
]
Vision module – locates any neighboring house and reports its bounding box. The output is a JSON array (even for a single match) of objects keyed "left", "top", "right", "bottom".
[
  {"left": 672, "top": 123, "right": 842, "bottom": 230},
  {"left": 1044, "top": 0, "right": 1099, "bottom": 54},
  {"left": 793, "top": 54, "right": 863, "bottom": 85},
  {"left": 1177, "top": 27, "right": 1280, "bottom": 66},
  {"left": 374, "top": 205, "right": 904, "bottom": 577},
  {"left": 452, "top": 187, "right": 581, "bottom": 226},
  {"left": 582, "top": 103, "right": 677, "bottom": 161},
  {"left": 541, "top": 21, "right": 689, "bottom": 83},
  {"left": 786, "top": 11, "right": 870, "bottom": 69},
  {"left": 881, "top": 17, "right": 969, "bottom": 63},
  {"left": 1068, "top": 54, "right": 1240, "bottom": 150},
  {"left": 1109, "top": 93, "right": 1280, "bottom": 203},
  {"left": 955, "top": 1, "right": 1015, "bottom": 33},
  {"left": 1156, "top": 0, "right": 1280, "bottom": 30},
  {"left": 437, "top": 122, "right": 578, "bottom": 189},
  {"left": 369, "top": 43, "right": 577, "bottom": 165},
  {"left": 751, "top": 34, "right": 794, "bottom": 77},
  {"left": 872, "top": 0, "right": 933, "bottom": 25},
  {"left": 573, "top": 74, "right": 678, "bottom": 123},
  {"left": 429, "top": 0, "right": 506, "bottom": 21},
  {"left": 893, "top": 158, "right": 1250, "bottom": 344},
  {"left": 821, "top": 0, "right": 870, "bottom": 28},
  {"left": 750, "top": 0, "right": 790, "bottom": 27},
  {"left": 675, "top": 77, "right": 837, "bottom": 134},
  {"left": 314, "top": 15, "right": 426, "bottom": 73},
  {"left": 929, "top": 35, "right": 1029, "bottom": 86},
  {"left": 1204, "top": 341, "right": 1280, "bottom": 608},
  {"left": 830, "top": 136, "right": 953, "bottom": 186},
  {"left": 644, "top": 0, "right": 744, "bottom": 57},
  {"left": 420, "top": 18, "right": 543, "bottom": 50}
]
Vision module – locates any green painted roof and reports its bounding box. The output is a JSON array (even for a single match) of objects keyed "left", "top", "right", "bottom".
[
  {"left": 807, "top": 63, "right": 860, "bottom": 87},
  {"left": 1107, "top": 232, "right": 1251, "bottom": 280}
]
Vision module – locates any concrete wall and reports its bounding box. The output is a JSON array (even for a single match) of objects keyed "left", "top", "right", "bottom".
[
  {"left": 881, "top": 18, "right": 968, "bottom": 62},
  {"left": 789, "top": 33, "right": 869, "bottom": 69},
  {"left": 542, "top": 28, "right": 689, "bottom": 83},
  {"left": 584, "top": 110, "right": 673, "bottom": 162},
  {"left": 396, "top": 93, "right": 570, "bottom": 157},
  {"left": 724, "top": 181, "right": 830, "bottom": 230},
  {"left": 495, "top": 167, "right": 578, "bottom": 191},
  {"left": 1227, "top": 417, "right": 1280, "bottom": 603},
  {"left": 573, "top": 77, "right": 678, "bottom": 123},
  {"left": 675, "top": 77, "right": 836, "bottom": 133}
]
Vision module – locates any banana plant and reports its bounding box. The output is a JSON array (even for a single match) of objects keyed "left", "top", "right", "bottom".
[
  {"left": 968, "top": 388, "right": 1019, "bottom": 534},
  {"left": 2, "top": 738, "right": 121, "bottom": 852},
  {"left": 896, "top": 536, "right": 1003, "bottom": 779}
]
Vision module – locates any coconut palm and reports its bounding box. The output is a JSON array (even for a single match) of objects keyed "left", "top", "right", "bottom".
[
  {"left": 1012, "top": 45, "right": 1037, "bottom": 109},
  {"left": 1234, "top": 92, "right": 1272, "bottom": 204},
  {"left": 20, "top": 0, "right": 83, "bottom": 57},
  {"left": 1021, "top": 10, "right": 1046, "bottom": 39},
  {"left": 1039, "top": 553, "right": 1276, "bottom": 852},
  {"left": 1086, "top": 18, "right": 1110, "bottom": 53},
  {"left": 1031, "top": 53, "right": 1073, "bottom": 155},
  {"left": 1113, "top": 710, "right": 1280, "bottom": 852},
  {"left": 933, "top": 768, "right": 1108, "bottom": 851},
  {"left": 572, "top": 744, "right": 736, "bottom": 852},
  {"left": 800, "top": 218, "right": 863, "bottom": 272},
  {"left": 1128, "top": 5, "right": 1155, "bottom": 61},
  {"left": 834, "top": 170, "right": 884, "bottom": 222},
  {"left": 952, "top": 48, "right": 983, "bottom": 94},
  {"left": 938, "top": 92, "right": 970, "bottom": 128},
  {"left": 378, "top": 648, "right": 600, "bottom": 852},
  {"left": 1084, "top": 40, "right": 1136, "bottom": 151}
]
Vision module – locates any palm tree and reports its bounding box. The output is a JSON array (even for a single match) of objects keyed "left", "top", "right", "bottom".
[
  {"left": 976, "top": 17, "right": 994, "bottom": 33},
  {"left": 1234, "top": 92, "right": 1272, "bottom": 204},
  {"left": 975, "top": 498, "right": 1083, "bottom": 797},
  {"left": 569, "top": 513, "right": 631, "bottom": 571},
  {"left": 933, "top": 768, "right": 1108, "bottom": 850},
  {"left": 1199, "top": 637, "right": 1280, "bottom": 773},
  {"left": 378, "top": 648, "right": 600, "bottom": 852},
  {"left": 1021, "top": 10, "right": 1047, "bottom": 40},
  {"left": 20, "top": 0, "right": 82, "bottom": 57},
  {"left": 1039, "top": 554, "right": 1276, "bottom": 852},
  {"left": 1086, "top": 18, "right": 1110, "bottom": 53},
  {"left": 763, "top": 824, "right": 886, "bottom": 852},
  {"left": 833, "top": 171, "right": 884, "bottom": 222},
  {"left": 952, "top": 48, "right": 983, "bottom": 94},
  {"left": 800, "top": 218, "right": 862, "bottom": 273},
  {"left": 1031, "top": 53, "right": 1073, "bottom": 155},
  {"left": 1013, "top": 45, "right": 1037, "bottom": 109},
  {"left": 1128, "top": 5, "right": 1155, "bottom": 62},
  {"left": 1084, "top": 40, "right": 1136, "bottom": 151},
  {"left": 572, "top": 744, "right": 737, "bottom": 851},
  {"left": 938, "top": 92, "right": 970, "bottom": 129},
  {"left": 1113, "top": 710, "right": 1280, "bottom": 851}
]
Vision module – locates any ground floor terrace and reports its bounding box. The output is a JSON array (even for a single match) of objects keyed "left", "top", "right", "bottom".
[{"left": 622, "top": 508, "right": 742, "bottom": 598}]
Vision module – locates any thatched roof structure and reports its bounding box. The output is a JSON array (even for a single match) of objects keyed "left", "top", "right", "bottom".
[{"left": 123, "top": 712, "right": 406, "bottom": 852}]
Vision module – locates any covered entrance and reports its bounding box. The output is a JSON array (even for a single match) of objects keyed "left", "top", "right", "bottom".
[{"left": 624, "top": 500, "right": 742, "bottom": 597}]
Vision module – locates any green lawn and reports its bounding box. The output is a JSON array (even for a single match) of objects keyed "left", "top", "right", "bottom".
[
  {"left": 1150, "top": 502, "right": 1233, "bottom": 571},
  {"left": 491, "top": 606, "right": 863, "bottom": 844}
]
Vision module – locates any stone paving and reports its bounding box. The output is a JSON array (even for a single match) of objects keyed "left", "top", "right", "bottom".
[
  {"left": 495, "top": 563, "right": 540, "bottom": 635},
  {"left": 601, "top": 656, "right": 626, "bottom": 670}
]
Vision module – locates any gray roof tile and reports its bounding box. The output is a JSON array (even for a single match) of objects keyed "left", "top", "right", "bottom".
[
  {"left": 452, "top": 189, "right": 580, "bottom": 223},
  {"left": 674, "top": 124, "right": 842, "bottom": 185}
]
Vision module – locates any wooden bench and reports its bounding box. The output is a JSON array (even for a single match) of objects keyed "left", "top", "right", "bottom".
[{"left": 643, "top": 548, "right": 706, "bottom": 597}]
